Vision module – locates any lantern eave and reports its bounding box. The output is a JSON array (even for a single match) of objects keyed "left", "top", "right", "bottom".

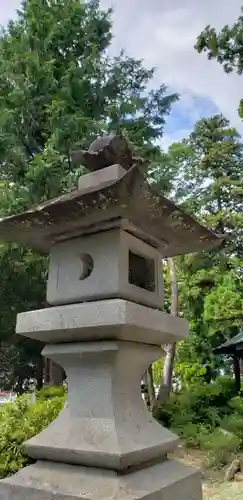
[{"left": 0, "top": 168, "right": 222, "bottom": 256}]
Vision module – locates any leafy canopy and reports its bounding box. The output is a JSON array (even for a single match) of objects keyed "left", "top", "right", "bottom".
[
  {"left": 196, "top": 6, "right": 243, "bottom": 116},
  {"left": 0, "top": 0, "right": 177, "bottom": 390}
]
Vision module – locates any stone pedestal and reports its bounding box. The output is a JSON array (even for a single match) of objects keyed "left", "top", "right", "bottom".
[
  {"left": 0, "top": 299, "right": 202, "bottom": 500},
  {"left": 0, "top": 459, "right": 202, "bottom": 500}
]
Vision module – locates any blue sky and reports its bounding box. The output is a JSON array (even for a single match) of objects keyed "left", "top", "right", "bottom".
[
  {"left": 1, "top": 0, "right": 243, "bottom": 149},
  {"left": 164, "top": 95, "right": 219, "bottom": 141}
]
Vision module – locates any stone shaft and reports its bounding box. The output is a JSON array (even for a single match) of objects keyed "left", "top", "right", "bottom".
[{"left": 24, "top": 341, "right": 178, "bottom": 470}]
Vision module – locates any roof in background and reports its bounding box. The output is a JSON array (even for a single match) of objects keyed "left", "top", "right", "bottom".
[{"left": 214, "top": 331, "right": 243, "bottom": 355}]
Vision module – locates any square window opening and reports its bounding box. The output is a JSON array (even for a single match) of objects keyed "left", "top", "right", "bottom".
[{"left": 129, "top": 251, "right": 156, "bottom": 292}]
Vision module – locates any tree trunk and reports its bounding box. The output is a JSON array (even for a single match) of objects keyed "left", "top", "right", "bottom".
[
  {"left": 163, "top": 342, "right": 176, "bottom": 396},
  {"left": 154, "top": 258, "right": 178, "bottom": 407},
  {"left": 239, "top": 357, "right": 243, "bottom": 381},
  {"left": 142, "top": 371, "right": 150, "bottom": 408},
  {"left": 147, "top": 365, "right": 155, "bottom": 409},
  {"left": 233, "top": 355, "right": 241, "bottom": 393}
]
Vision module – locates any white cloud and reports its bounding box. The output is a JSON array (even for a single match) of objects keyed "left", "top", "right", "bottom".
[
  {"left": 100, "top": 0, "right": 243, "bottom": 140},
  {"left": 0, "top": 0, "right": 20, "bottom": 26}
]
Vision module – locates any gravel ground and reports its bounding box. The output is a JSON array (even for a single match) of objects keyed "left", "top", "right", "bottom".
[
  {"left": 203, "top": 482, "right": 243, "bottom": 500},
  {"left": 171, "top": 446, "right": 243, "bottom": 500}
]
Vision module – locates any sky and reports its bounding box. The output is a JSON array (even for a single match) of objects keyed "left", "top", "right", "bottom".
[{"left": 1, "top": 0, "right": 243, "bottom": 148}]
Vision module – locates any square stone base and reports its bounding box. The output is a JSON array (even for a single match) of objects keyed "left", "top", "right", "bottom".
[{"left": 0, "top": 459, "right": 202, "bottom": 500}]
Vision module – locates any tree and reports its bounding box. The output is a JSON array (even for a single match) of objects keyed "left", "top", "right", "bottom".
[
  {"left": 146, "top": 256, "right": 181, "bottom": 409},
  {"left": 170, "top": 115, "right": 243, "bottom": 256},
  {"left": 154, "top": 258, "right": 179, "bottom": 406},
  {"left": 162, "top": 258, "right": 178, "bottom": 394},
  {"left": 0, "top": 245, "right": 46, "bottom": 392},
  {"left": 0, "top": 0, "right": 178, "bottom": 390},
  {"left": 196, "top": 10, "right": 243, "bottom": 74},
  {"left": 195, "top": 7, "right": 243, "bottom": 116},
  {"left": 0, "top": 0, "right": 178, "bottom": 208},
  {"left": 162, "top": 115, "right": 243, "bottom": 384}
]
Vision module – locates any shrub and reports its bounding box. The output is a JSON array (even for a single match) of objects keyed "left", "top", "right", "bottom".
[
  {"left": 201, "top": 429, "right": 241, "bottom": 469},
  {"left": 154, "top": 376, "right": 241, "bottom": 470},
  {"left": 173, "top": 423, "right": 212, "bottom": 449},
  {"left": 0, "top": 390, "right": 65, "bottom": 478},
  {"left": 153, "top": 391, "right": 181, "bottom": 427},
  {"left": 220, "top": 414, "right": 243, "bottom": 444},
  {"left": 174, "top": 361, "right": 207, "bottom": 388},
  {"left": 210, "top": 377, "right": 237, "bottom": 407},
  {"left": 154, "top": 376, "right": 236, "bottom": 430},
  {"left": 36, "top": 385, "right": 66, "bottom": 400},
  {"left": 228, "top": 396, "right": 243, "bottom": 416}
]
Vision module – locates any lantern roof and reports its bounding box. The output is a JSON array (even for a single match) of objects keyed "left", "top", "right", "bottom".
[{"left": 0, "top": 134, "right": 222, "bottom": 256}]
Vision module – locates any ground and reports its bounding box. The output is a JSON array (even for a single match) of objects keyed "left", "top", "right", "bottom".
[
  {"left": 203, "top": 482, "right": 242, "bottom": 500},
  {"left": 172, "top": 446, "right": 243, "bottom": 500}
]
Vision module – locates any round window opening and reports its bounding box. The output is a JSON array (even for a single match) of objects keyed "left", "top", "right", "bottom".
[{"left": 79, "top": 253, "right": 94, "bottom": 280}]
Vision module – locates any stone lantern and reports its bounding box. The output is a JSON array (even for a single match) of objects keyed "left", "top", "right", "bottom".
[{"left": 0, "top": 134, "right": 220, "bottom": 500}]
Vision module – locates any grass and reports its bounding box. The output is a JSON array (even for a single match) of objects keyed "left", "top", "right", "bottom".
[{"left": 171, "top": 445, "right": 243, "bottom": 500}]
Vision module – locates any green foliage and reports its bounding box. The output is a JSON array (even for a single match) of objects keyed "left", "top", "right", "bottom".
[
  {"left": 155, "top": 377, "right": 236, "bottom": 429},
  {"left": 155, "top": 376, "right": 243, "bottom": 469},
  {"left": 196, "top": 7, "right": 243, "bottom": 117},
  {"left": 196, "top": 8, "right": 243, "bottom": 75},
  {"left": 0, "top": 390, "right": 65, "bottom": 478},
  {"left": 170, "top": 115, "right": 243, "bottom": 254},
  {"left": 162, "top": 115, "right": 243, "bottom": 382},
  {"left": 175, "top": 423, "right": 211, "bottom": 449},
  {"left": 36, "top": 385, "right": 66, "bottom": 400},
  {"left": 228, "top": 396, "right": 243, "bottom": 415},
  {"left": 0, "top": 0, "right": 177, "bottom": 390},
  {"left": 221, "top": 414, "right": 243, "bottom": 443},
  {"left": 174, "top": 361, "right": 207, "bottom": 388},
  {"left": 0, "top": 0, "right": 177, "bottom": 209},
  {"left": 202, "top": 429, "right": 241, "bottom": 469},
  {"left": 209, "top": 376, "right": 238, "bottom": 403},
  {"left": 0, "top": 245, "right": 46, "bottom": 392},
  {"left": 152, "top": 359, "right": 163, "bottom": 386},
  {"left": 204, "top": 273, "right": 243, "bottom": 324}
]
